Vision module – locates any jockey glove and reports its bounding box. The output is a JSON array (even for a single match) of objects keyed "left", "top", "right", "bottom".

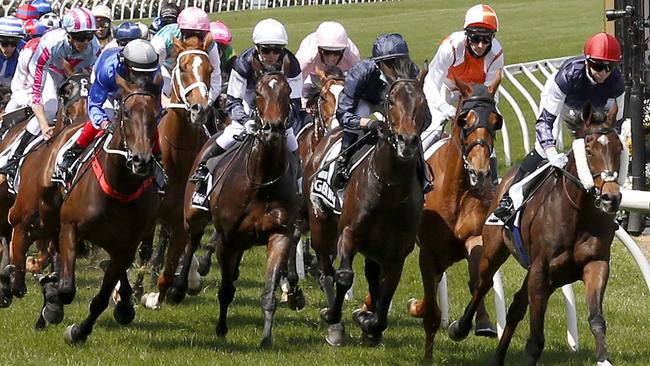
[
  {"left": 441, "top": 103, "right": 457, "bottom": 120},
  {"left": 545, "top": 147, "right": 568, "bottom": 169}
]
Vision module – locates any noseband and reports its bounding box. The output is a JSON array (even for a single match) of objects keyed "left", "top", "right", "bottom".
[{"left": 167, "top": 49, "right": 210, "bottom": 110}]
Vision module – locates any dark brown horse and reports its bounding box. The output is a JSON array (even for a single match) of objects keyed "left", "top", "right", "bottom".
[
  {"left": 137, "top": 36, "right": 213, "bottom": 304},
  {"left": 447, "top": 103, "right": 622, "bottom": 365},
  {"left": 176, "top": 67, "right": 299, "bottom": 347},
  {"left": 407, "top": 77, "right": 503, "bottom": 360},
  {"left": 0, "top": 73, "right": 90, "bottom": 308},
  {"left": 305, "top": 67, "right": 428, "bottom": 346}
]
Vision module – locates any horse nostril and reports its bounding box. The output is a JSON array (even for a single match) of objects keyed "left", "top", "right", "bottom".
[{"left": 190, "top": 104, "right": 201, "bottom": 113}]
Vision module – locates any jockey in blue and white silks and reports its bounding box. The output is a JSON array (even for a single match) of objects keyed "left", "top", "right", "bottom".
[
  {"left": 0, "top": 16, "right": 26, "bottom": 88},
  {"left": 0, "top": 8, "right": 100, "bottom": 178},
  {"left": 492, "top": 32, "right": 625, "bottom": 222},
  {"left": 149, "top": 7, "right": 221, "bottom": 105},
  {"left": 331, "top": 33, "right": 430, "bottom": 190},
  {"left": 58, "top": 39, "right": 162, "bottom": 173},
  {"left": 188, "top": 18, "right": 303, "bottom": 210}
]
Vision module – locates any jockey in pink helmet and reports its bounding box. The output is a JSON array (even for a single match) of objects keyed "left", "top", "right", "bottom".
[
  {"left": 210, "top": 21, "right": 236, "bottom": 79},
  {"left": 150, "top": 6, "right": 221, "bottom": 106},
  {"left": 295, "top": 21, "right": 360, "bottom": 106}
]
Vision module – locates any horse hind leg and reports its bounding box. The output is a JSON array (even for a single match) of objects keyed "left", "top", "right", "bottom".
[
  {"left": 493, "top": 273, "right": 529, "bottom": 366},
  {"left": 64, "top": 254, "right": 133, "bottom": 345},
  {"left": 35, "top": 271, "right": 64, "bottom": 329},
  {"left": 524, "top": 265, "right": 551, "bottom": 366},
  {"left": 133, "top": 227, "right": 155, "bottom": 300},
  {"left": 168, "top": 230, "right": 203, "bottom": 302},
  {"left": 583, "top": 260, "right": 612, "bottom": 365},
  {"left": 148, "top": 224, "right": 169, "bottom": 288},
  {"left": 259, "top": 233, "right": 292, "bottom": 348},
  {"left": 197, "top": 230, "right": 218, "bottom": 276},
  {"left": 466, "top": 236, "right": 497, "bottom": 338},
  {"left": 215, "top": 244, "right": 239, "bottom": 339}
]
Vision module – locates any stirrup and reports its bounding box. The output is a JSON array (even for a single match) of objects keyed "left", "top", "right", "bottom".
[
  {"left": 189, "top": 164, "right": 209, "bottom": 183},
  {"left": 492, "top": 196, "right": 513, "bottom": 221}
]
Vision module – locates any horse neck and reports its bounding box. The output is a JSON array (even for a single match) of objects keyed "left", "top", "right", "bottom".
[
  {"left": 247, "top": 134, "right": 289, "bottom": 188},
  {"left": 440, "top": 126, "right": 470, "bottom": 196},
  {"left": 562, "top": 153, "right": 588, "bottom": 209},
  {"left": 369, "top": 138, "right": 418, "bottom": 193}
]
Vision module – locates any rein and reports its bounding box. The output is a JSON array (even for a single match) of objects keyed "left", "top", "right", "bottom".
[{"left": 167, "top": 49, "right": 210, "bottom": 110}]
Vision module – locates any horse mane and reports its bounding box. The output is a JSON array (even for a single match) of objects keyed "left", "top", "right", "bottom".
[
  {"left": 305, "top": 65, "right": 345, "bottom": 108},
  {"left": 381, "top": 56, "right": 419, "bottom": 82}
]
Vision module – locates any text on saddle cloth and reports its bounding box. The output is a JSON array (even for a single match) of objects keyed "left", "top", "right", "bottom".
[{"left": 0, "top": 131, "right": 45, "bottom": 194}]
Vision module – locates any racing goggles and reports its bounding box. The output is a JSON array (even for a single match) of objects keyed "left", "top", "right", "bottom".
[
  {"left": 0, "top": 38, "right": 19, "bottom": 47},
  {"left": 466, "top": 32, "right": 493, "bottom": 45},
  {"left": 259, "top": 45, "right": 283, "bottom": 55},
  {"left": 70, "top": 32, "right": 95, "bottom": 42},
  {"left": 587, "top": 59, "right": 616, "bottom": 73}
]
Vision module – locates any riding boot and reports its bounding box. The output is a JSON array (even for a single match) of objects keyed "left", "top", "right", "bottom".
[
  {"left": 59, "top": 143, "right": 84, "bottom": 172},
  {"left": 417, "top": 143, "right": 433, "bottom": 193},
  {"left": 189, "top": 143, "right": 226, "bottom": 183},
  {"left": 493, "top": 151, "right": 544, "bottom": 221},
  {"left": 331, "top": 132, "right": 357, "bottom": 190},
  {"left": 0, "top": 131, "right": 38, "bottom": 177}
]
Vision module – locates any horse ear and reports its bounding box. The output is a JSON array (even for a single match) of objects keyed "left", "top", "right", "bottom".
[
  {"left": 251, "top": 55, "right": 264, "bottom": 79},
  {"left": 281, "top": 53, "right": 291, "bottom": 76},
  {"left": 203, "top": 35, "right": 213, "bottom": 52},
  {"left": 582, "top": 102, "right": 594, "bottom": 128},
  {"left": 314, "top": 66, "right": 327, "bottom": 82},
  {"left": 487, "top": 69, "right": 502, "bottom": 97},
  {"left": 454, "top": 77, "right": 472, "bottom": 98},
  {"left": 172, "top": 37, "right": 185, "bottom": 57},
  {"left": 606, "top": 103, "right": 618, "bottom": 128},
  {"left": 116, "top": 73, "right": 131, "bottom": 94},
  {"left": 417, "top": 62, "right": 429, "bottom": 84}
]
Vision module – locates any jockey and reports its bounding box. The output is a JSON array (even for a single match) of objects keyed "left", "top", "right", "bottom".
[
  {"left": 0, "top": 16, "right": 26, "bottom": 89},
  {"left": 422, "top": 4, "right": 503, "bottom": 148},
  {"left": 31, "top": 0, "right": 53, "bottom": 16},
  {"left": 6, "top": 21, "right": 43, "bottom": 113},
  {"left": 159, "top": 2, "right": 180, "bottom": 28},
  {"left": 188, "top": 18, "right": 303, "bottom": 208},
  {"left": 23, "top": 19, "right": 48, "bottom": 40},
  {"left": 58, "top": 39, "right": 161, "bottom": 173},
  {"left": 92, "top": 5, "right": 114, "bottom": 50},
  {"left": 210, "top": 21, "right": 236, "bottom": 83},
  {"left": 15, "top": 4, "right": 40, "bottom": 21},
  {"left": 492, "top": 32, "right": 625, "bottom": 221},
  {"left": 296, "top": 21, "right": 361, "bottom": 107},
  {"left": 0, "top": 8, "right": 100, "bottom": 178},
  {"left": 136, "top": 22, "right": 150, "bottom": 41},
  {"left": 149, "top": 7, "right": 221, "bottom": 106},
  {"left": 103, "top": 21, "right": 142, "bottom": 50},
  {"left": 331, "top": 33, "right": 429, "bottom": 190},
  {"left": 39, "top": 12, "right": 61, "bottom": 30}
]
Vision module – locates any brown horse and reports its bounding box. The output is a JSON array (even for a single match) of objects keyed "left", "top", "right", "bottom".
[
  {"left": 176, "top": 68, "right": 299, "bottom": 348},
  {"left": 407, "top": 77, "right": 503, "bottom": 360},
  {"left": 447, "top": 103, "right": 622, "bottom": 365},
  {"left": 306, "top": 67, "right": 428, "bottom": 346},
  {"left": 136, "top": 35, "right": 213, "bottom": 303},
  {"left": 0, "top": 73, "right": 90, "bottom": 308}
]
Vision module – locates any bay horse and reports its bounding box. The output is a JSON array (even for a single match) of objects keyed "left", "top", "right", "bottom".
[
  {"left": 447, "top": 103, "right": 622, "bottom": 365},
  {"left": 306, "top": 64, "right": 428, "bottom": 346},
  {"left": 0, "top": 73, "right": 90, "bottom": 308},
  {"left": 175, "top": 66, "right": 300, "bottom": 348},
  {"left": 407, "top": 76, "right": 503, "bottom": 360},
  {"left": 136, "top": 35, "right": 213, "bottom": 304}
]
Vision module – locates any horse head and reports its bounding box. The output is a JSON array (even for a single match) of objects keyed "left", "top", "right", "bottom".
[
  {"left": 311, "top": 66, "right": 345, "bottom": 131},
  {"left": 115, "top": 73, "right": 162, "bottom": 176},
  {"left": 171, "top": 35, "right": 213, "bottom": 125},
  {"left": 453, "top": 71, "right": 503, "bottom": 187},
  {"left": 381, "top": 60, "right": 428, "bottom": 160},
  {"left": 251, "top": 63, "right": 291, "bottom": 146},
  {"left": 575, "top": 102, "right": 623, "bottom": 214}
]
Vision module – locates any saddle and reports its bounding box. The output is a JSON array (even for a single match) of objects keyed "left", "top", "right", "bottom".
[{"left": 0, "top": 107, "right": 33, "bottom": 140}]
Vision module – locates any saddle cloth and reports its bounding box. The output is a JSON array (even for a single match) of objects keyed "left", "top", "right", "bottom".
[
  {"left": 309, "top": 137, "right": 374, "bottom": 215},
  {"left": 424, "top": 136, "right": 450, "bottom": 161},
  {"left": 0, "top": 131, "right": 44, "bottom": 194}
]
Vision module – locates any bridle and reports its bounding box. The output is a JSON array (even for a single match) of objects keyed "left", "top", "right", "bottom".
[
  {"left": 380, "top": 78, "right": 422, "bottom": 151},
  {"left": 58, "top": 73, "right": 91, "bottom": 125},
  {"left": 314, "top": 77, "right": 344, "bottom": 134},
  {"left": 167, "top": 49, "right": 210, "bottom": 110},
  {"left": 454, "top": 95, "right": 501, "bottom": 173}
]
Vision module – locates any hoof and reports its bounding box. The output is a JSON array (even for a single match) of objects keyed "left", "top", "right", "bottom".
[
  {"left": 287, "top": 288, "right": 306, "bottom": 311},
  {"left": 361, "top": 331, "right": 383, "bottom": 347},
  {"left": 42, "top": 302, "right": 64, "bottom": 324},
  {"left": 597, "top": 359, "right": 613, "bottom": 366},
  {"left": 448, "top": 320, "right": 470, "bottom": 342},
  {"left": 0, "top": 291, "right": 12, "bottom": 308},
  {"left": 167, "top": 286, "right": 186, "bottom": 304},
  {"left": 141, "top": 292, "right": 161, "bottom": 310},
  {"left": 352, "top": 308, "right": 372, "bottom": 328},
  {"left": 197, "top": 258, "right": 211, "bottom": 276},
  {"left": 35, "top": 315, "right": 46, "bottom": 330},
  {"left": 63, "top": 324, "right": 85, "bottom": 345},
  {"left": 474, "top": 320, "right": 497, "bottom": 338},
  {"left": 113, "top": 303, "right": 136, "bottom": 325},
  {"left": 259, "top": 337, "right": 272, "bottom": 349},
  {"left": 12, "top": 284, "right": 27, "bottom": 298},
  {"left": 215, "top": 322, "right": 228, "bottom": 338},
  {"left": 407, "top": 298, "right": 423, "bottom": 318},
  {"left": 325, "top": 322, "right": 346, "bottom": 346}
]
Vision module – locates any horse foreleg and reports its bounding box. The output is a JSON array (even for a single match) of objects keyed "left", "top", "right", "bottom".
[
  {"left": 491, "top": 273, "right": 528, "bottom": 366},
  {"left": 466, "top": 236, "right": 497, "bottom": 338},
  {"left": 321, "top": 227, "right": 356, "bottom": 325},
  {"left": 64, "top": 253, "right": 133, "bottom": 345},
  {"left": 259, "top": 233, "right": 291, "bottom": 348},
  {"left": 285, "top": 227, "right": 305, "bottom": 311},
  {"left": 133, "top": 226, "right": 155, "bottom": 300},
  {"left": 583, "top": 260, "right": 612, "bottom": 365},
  {"left": 9, "top": 224, "right": 30, "bottom": 298},
  {"left": 524, "top": 265, "right": 550, "bottom": 366},
  {"left": 448, "top": 227, "right": 509, "bottom": 342},
  {"left": 407, "top": 246, "right": 442, "bottom": 361},
  {"left": 215, "top": 240, "right": 238, "bottom": 339},
  {"left": 113, "top": 271, "right": 136, "bottom": 325},
  {"left": 156, "top": 222, "right": 187, "bottom": 304},
  {"left": 149, "top": 224, "right": 169, "bottom": 288},
  {"left": 168, "top": 229, "right": 202, "bottom": 302},
  {"left": 197, "top": 230, "right": 218, "bottom": 276},
  {"left": 57, "top": 223, "right": 78, "bottom": 305}
]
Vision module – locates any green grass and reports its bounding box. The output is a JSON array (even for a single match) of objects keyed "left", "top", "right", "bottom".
[{"left": 3, "top": 0, "right": 649, "bottom": 365}]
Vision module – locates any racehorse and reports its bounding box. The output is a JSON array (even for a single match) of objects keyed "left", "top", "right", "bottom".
[
  {"left": 0, "top": 73, "right": 90, "bottom": 308},
  {"left": 0, "top": 85, "right": 11, "bottom": 113},
  {"left": 447, "top": 103, "right": 623, "bottom": 366},
  {"left": 175, "top": 64, "right": 300, "bottom": 348},
  {"left": 136, "top": 35, "right": 213, "bottom": 303},
  {"left": 407, "top": 76, "right": 503, "bottom": 360},
  {"left": 305, "top": 63, "right": 428, "bottom": 346}
]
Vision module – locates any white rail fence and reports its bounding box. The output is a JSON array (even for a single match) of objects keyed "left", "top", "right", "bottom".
[
  {"left": 435, "top": 55, "right": 650, "bottom": 351},
  {"left": 1, "top": 0, "right": 398, "bottom": 19}
]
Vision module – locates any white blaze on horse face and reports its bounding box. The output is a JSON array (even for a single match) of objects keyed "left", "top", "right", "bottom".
[
  {"left": 329, "top": 84, "right": 344, "bottom": 128},
  {"left": 597, "top": 134, "right": 609, "bottom": 146},
  {"left": 191, "top": 56, "right": 207, "bottom": 98},
  {"left": 268, "top": 79, "right": 278, "bottom": 89}
]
